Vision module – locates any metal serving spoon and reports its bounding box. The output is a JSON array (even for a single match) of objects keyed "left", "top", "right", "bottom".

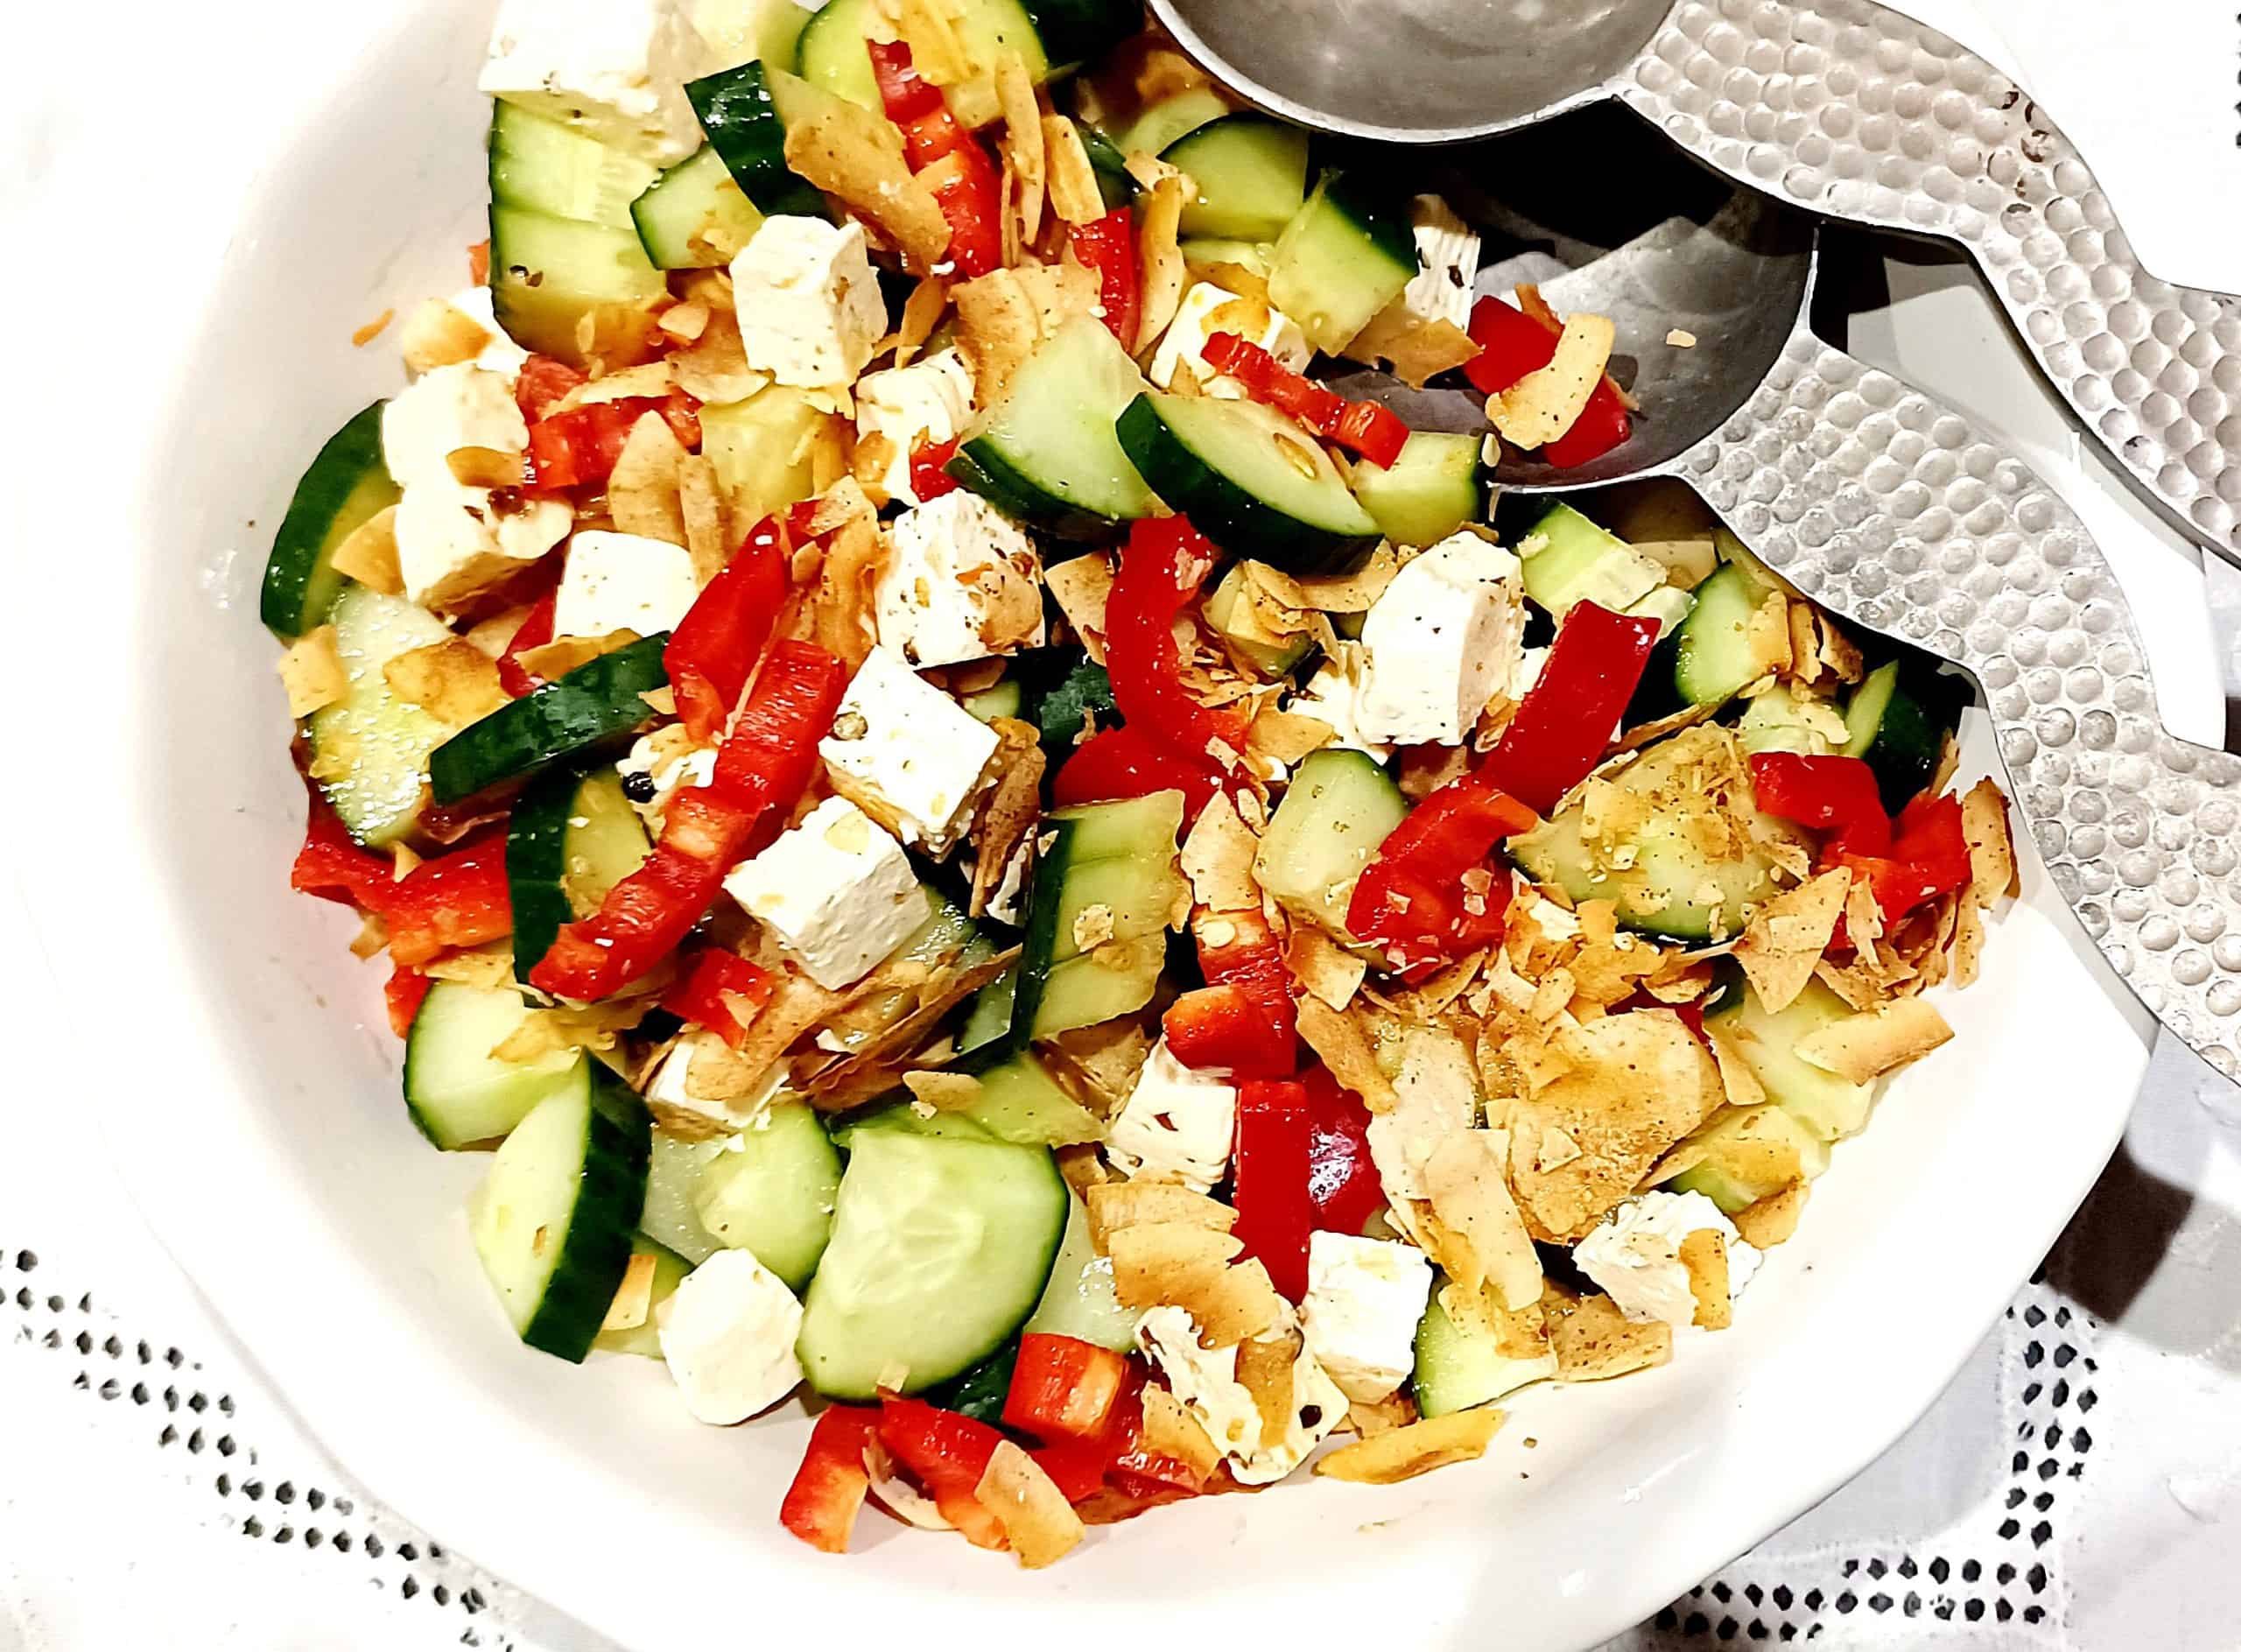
[
  {"left": 1151, "top": 0, "right": 2241, "bottom": 566},
  {"left": 1338, "top": 116, "right": 2241, "bottom": 1073}
]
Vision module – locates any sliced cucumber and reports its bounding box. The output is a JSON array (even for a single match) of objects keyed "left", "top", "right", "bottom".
[
  {"left": 1205, "top": 560, "right": 1316, "bottom": 676},
  {"left": 632, "top": 146, "right": 765, "bottom": 268},
  {"left": 924, "top": 1338, "right": 1021, "bottom": 1423},
  {"left": 261, "top": 403, "right": 398, "bottom": 639},
  {"left": 1023, "top": 1192, "right": 1135, "bottom": 1351},
  {"left": 1662, "top": 1103, "right": 1831, "bottom": 1214},
  {"left": 1029, "top": 655, "right": 1116, "bottom": 756},
  {"left": 640, "top": 1131, "right": 728, "bottom": 1265},
  {"left": 1253, "top": 748, "right": 1409, "bottom": 942},
  {"left": 1160, "top": 116, "right": 1310, "bottom": 243},
  {"left": 1347, "top": 429, "right": 1482, "bottom": 549},
  {"left": 1115, "top": 392, "right": 1380, "bottom": 571},
  {"left": 428, "top": 635, "right": 671, "bottom": 805},
  {"left": 1843, "top": 655, "right": 1966, "bottom": 813},
  {"left": 506, "top": 764, "right": 652, "bottom": 981},
  {"left": 692, "top": 0, "right": 813, "bottom": 73},
  {"left": 796, "top": 1128, "right": 1067, "bottom": 1398},
  {"left": 1412, "top": 1276, "right": 1556, "bottom": 1417},
  {"left": 404, "top": 981, "right": 591, "bottom": 1150},
  {"left": 488, "top": 204, "right": 668, "bottom": 369},
  {"left": 591, "top": 1236, "right": 693, "bottom": 1358},
  {"left": 691, "top": 1100, "right": 843, "bottom": 1291},
  {"left": 305, "top": 585, "right": 453, "bottom": 847},
  {"left": 1180, "top": 236, "right": 1272, "bottom": 277},
  {"left": 488, "top": 102, "right": 660, "bottom": 229},
  {"left": 794, "top": 0, "right": 1048, "bottom": 129},
  {"left": 1015, "top": 0, "right": 1136, "bottom": 71},
  {"left": 964, "top": 679, "right": 1024, "bottom": 722},
  {"left": 1738, "top": 682, "right": 1843, "bottom": 758},
  {"left": 1268, "top": 170, "right": 1416, "bottom": 355},
  {"left": 685, "top": 60, "right": 825, "bottom": 217},
  {"left": 1012, "top": 792, "right": 1185, "bottom": 1040},
  {"left": 1670, "top": 561, "right": 1770, "bottom": 708},
  {"left": 467, "top": 1067, "right": 652, "bottom": 1362},
  {"left": 1706, "top": 980, "right": 1875, "bottom": 1142},
  {"left": 963, "top": 1049, "right": 1106, "bottom": 1146},
  {"left": 1517, "top": 502, "right": 1668, "bottom": 621},
  {"left": 1507, "top": 726, "right": 1803, "bottom": 943},
  {"left": 951, "top": 314, "right": 1159, "bottom": 539},
  {"left": 700, "top": 384, "right": 841, "bottom": 526},
  {"left": 1110, "top": 86, "right": 1231, "bottom": 159}
]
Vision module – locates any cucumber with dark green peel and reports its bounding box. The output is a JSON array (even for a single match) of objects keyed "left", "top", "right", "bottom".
[
  {"left": 1662, "top": 1103, "right": 1831, "bottom": 1213},
  {"left": 1412, "top": 1272, "right": 1556, "bottom": 1417},
  {"left": 488, "top": 204, "right": 669, "bottom": 368},
  {"left": 1844, "top": 656, "right": 1966, "bottom": 813},
  {"left": 1005, "top": 817, "right": 1078, "bottom": 1047},
  {"left": 685, "top": 61, "right": 825, "bottom": 217},
  {"left": 690, "top": 1100, "right": 844, "bottom": 1291},
  {"left": 429, "top": 635, "right": 671, "bottom": 804},
  {"left": 963, "top": 1049, "right": 1106, "bottom": 1146},
  {"left": 1704, "top": 980, "right": 1874, "bottom": 1142},
  {"left": 405, "top": 981, "right": 593, "bottom": 1149},
  {"left": 794, "top": 0, "right": 1048, "bottom": 127},
  {"left": 1670, "top": 562, "right": 1768, "bottom": 709},
  {"left": 1205, "top": 561, "right": 1317, "bottom": 676},
  {"left": 261, "top": 404, "right": 398, "bottom": 638},
  {"left": 1160, "top": 116, "right": 1310, "bottom": 242},
  {"left": 964, "top": 679, "right": 1024, "bottom": 722},
  {"left": 1076, "top": 121, "right": 1136, "bottom": 207},
  {"left": 306, "top": 585, "right": 454, "bottom": 847},
  {"left": 1022, "top": 1192, "right": 1135, "bottom": 1350},
  {"left": 488, "top": 102, "right": 659, "bottom": 228},
  {"left": 505, "top": 764, "right": 652, "bottom": 981},
  {"left": 1346, "top": 429, "right": 1484, "bottom": 549},
  {"left": 632, "top": 146, "right": 765, "bottom": 269},
  {"left": 467, "top": 1065, "right": 652, "bottom": 1363},
  {"left": 1109, "top": 86, "right": 1231, "bottom": 160},
  {"left": 1115, "top": 392, "right": 1381, "bottom": 571},
  {"left": 1519, "top": 501, "right": 1668, "bottom": 619},
  {"left": 1267, "top": 169, "right": 1417, "bottom": 354},
  {"left": 1004, "top": 792, "right": 1185, "bottom": 1044},
  {"left": 925, "top": 1338, "right": 1020, "bottom": 1423},
  {"left": 1252, "top": 748, "right": 1409, "bottom": 943},
  {"left": 1028, "top": 655, "right": 1117, "bottom": 756},
  {"left": 591, "top": 1236, "right": 693, "bottom": 1358}
]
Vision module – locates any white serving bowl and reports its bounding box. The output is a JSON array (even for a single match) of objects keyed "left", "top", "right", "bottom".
[{"left": 13, "top": 2, "right": 2161, "bottom": 1645}]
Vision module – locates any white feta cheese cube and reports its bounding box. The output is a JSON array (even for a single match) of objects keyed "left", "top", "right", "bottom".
[
  {"left": 1288, "top": 644, "right": 1391, "bottom": 762},
  {"left": 1355, "top": 531, "right": 1527, "bottom": 747},
  {"left": 721, "top": 797, "right": 926, "bottom": 989},
  {"left": 1138, "top": 1305, "right": 1349, "bottom": 1486},
  {"left": 618, "top": 729, "right": 716, "bottom": 833},
  {"left": 393, "top": 479, "right": 572, "bottom": 610},
  {"left": 1402, "top": 193, "right": 1480, "bottom": 332},
  {"left": 731, "top": 216, "right": 887, "bottom": 389},
  {"left": 874, "top": 493, "right": 1045, "bottom": 669},
  {"left": 1571, "top": 1190, "right": 1761, "bottom": 1331},
  {"left": 382, "top": 364, "right": 530, "bottom": 489},
  {"left": 818, "top": 646, "right": 1001, "bottom": 855},
  {"left": 1106, "top": 1038, "right": 1238, "bottom": 1193},
  {"left": 657, "top": 1249, "right": 804, "bottom": 1424},
  {"left": 448, "top": 285, "right": 531, "bottom": 376},
  {"left": 1149, "top": 282, "right": 1313, "bottom": 399},
  {"left": 1300, "top": 1232, "right": 1434, "bottom": 1403},
  {"left": 553, "top": 531, "right": 702, "bottom": 642},
  {"left": 645, "top": 1027, "right": 783, "bottom": 1133},
  {"left": 855, "top": 348, "right": 975, "bottom": 506},
  {"left": 480, "top": 0, "right": 713, "bottom": 166}
]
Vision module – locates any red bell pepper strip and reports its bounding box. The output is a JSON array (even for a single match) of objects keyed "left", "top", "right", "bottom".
[
  {"left": 1540, "top": 391, "right": 1631, "bottom": 469},
  {"left": 1068, "top": 207, "right": 1140, "bottom": 347},
  {"left": 495, "top": 590, "right": 558, "bottom": 698},
  {"left": 1200, "top": 332, "right": 1411, "bottom": 467},
  {"left": 908, "top": 435, "right": 962, "bottom": 502},
  {"left": 1106, "top": 516, "right": 1248, "bottom": 771},
  {"left": 383, "top": 965, "right": 432, "bottom": 1038},
  {"left": 1026, "top": 1427, "right": 1115, "bottom": 1504},
  {"left": 1164, "top": 903, "right": 1296, "bottom": 1079},
  {"left": 383, "top": 828, "right": 514, "bottom": 967},
  {"left": 865, "top": 39, "right": 994, "bottom": 277},
  {"left": 1231, "top": 1079, "right": 1312, "bottom": 1301},
  {"left": 876, "top": 1396, "right": 1008, "bottom": 1549},
  {"left": 865, "top": 39, "right": 966, "bottom": 165},
  {"left": 529, "top": 643, "right": 845, "bottom": 999},
  {"left": 664, "top": 504, "right": 811, "bottom": 743},
  {"left": 1051, "top": 725, "right": 1220, "bottom": 814},
  {"left": 663, "top": 948, "right": 776, "bottom": 1048},
  {"left": 1346, "top": 767, "right": 1535, "bottom": 974},
  {"left": 1479, "top": 601, "right": 1662, "bottom": 814},
  {"left": 1001, "top": 1334, "right": 1130, "bottom": 1442},
  {"left": 516, "top": 355, "right": 587, "bottom": 421},
  {"left": 1746, "top": 753, "right": 1893, "bottom": 858},
  {"left": 779, "top": 1404, "right": 881, "bottom": 1555},
  {"left": 524, "top": 393, "right": 701, "bottom": 492},
  {"left": 1838, "top": 792, "right": 1971, "bottom": 922},
  {"left": 1462, "top": 297, "right": 1632, "bottom": 467},
  {"left": 1303, "top": 1065, "right": 1383, "bottom": 1235},
  {"left": 290, "top": 788, "right": 398, "bottom": 910},
  {"left": 1105, "top": 1369, "right": 1212, "bottom": 1500}
]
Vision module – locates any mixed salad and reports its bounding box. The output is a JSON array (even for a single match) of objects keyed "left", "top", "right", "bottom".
[{"left": 262, "top": 0, "right": 2020, "bottom": 1567}]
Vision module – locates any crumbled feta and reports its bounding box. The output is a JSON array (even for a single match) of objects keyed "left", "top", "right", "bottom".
[
  {"left": 448, "top": 285, "right": 530, "bottom": 376},
  {"left": 645, "top": 1027, "right": 783, "bottom": 1132},
  {"left": 854, "top": 348, "right": 975, "bottom": 506},
  {"left": 1571, "top": 1190, "right": 1762, "bottom": 1331},
  {"left": 874, "top": 493, "right": 1045, "bottom": 669},
  {"left": 392, "top": 478, "right": 572, "bottom": 611},
  {"left": 1288, "top": 643, "right": 1391, "bottom": 762},
  {"left": 553, "top": 531, "right": 701, "bottom": 642},
  {"left": 731, "top": 216, "right": 887, "bottom": 389},
  {"left": 618, "top": 730, "right": 715, "bottom": 833},
  {"left": 1106, "top": 1038, "right": 1238, "bottom": 1193},
  {"left": 480, "top": 0, "right": 713, "bottom": 165},
  {"left": 658, "top": 1249, "right": 804, "bottom": 1424},
  {"left": 381, "top": 363, "right": 530, "bottom": 489},
  {"left": 1508, "top": 644, "right": 1550, "bottom": 704},
  {"left": 1299, "top": 1232, "right": 1435, "bottom": 1403},
  {"left": 721, "top": 797, "right": 927, "bottom": 990},
  {"left": 1138, "top": 1305, "right": 1349, "bottom": 1486},
  {"left": 1354, "top": 531, "right": 1527, "bottom": 747},
  {"left": 1149, "top": 281, "right": 1313, "bottom": 399},
  {"left": 818, "top": 647, "right": 1001, "bottom": 855},
  {"left": 1402, "top": 194, "right": 1480, "bottom": 332}
]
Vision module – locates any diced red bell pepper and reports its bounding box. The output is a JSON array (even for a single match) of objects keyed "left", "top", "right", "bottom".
[
  {"left": 383, "top": 965, "right": 432, "bottom": 1037},
  {"left": 1838, "top": 791, "right": 1971, "bottom": 922},
  {"left": 1106, "top": 516, "right": 1249, "bottom": 771},
  {"left": 779, "top": 1404, "right": 881, "bottom": 1555},
  {"left": 1747, "top": 752, "right": 1893, "bottom": 858},
  {"left": 1303, "top": 1065, "right": 1383, "bottom": 1235},
  {"left": 1462, "top": 297, "right": 1632, "bottom": 467},
  {"left": 1346, "top": 767, "right": 1536, "bottom": 974},
  {"left": 1002, "top": 1333, "right": 1130, "bottom": 1442},
  {"left": 1540, "top": 391, "right": 1631, "bottom": 468},
  {"left": 495, "top": 589, "right": 558, "bottom": 698},
  {"left": 664, "top": 504, "right": 810, "bottom": 743},
  {"left": 529, "top": 643, "right": 844, "bottom": 999},
  {"left": 877, "top": 1396, "right": 1008, "bottom": 1549},
  {"left": 1479, "top": 600, "right": 1663, "bottom": 815},
  {"left": 290, "top": 788, "right": 398, "bottom": 910},
  {"left": 1164, "top": 903, "right": 1296, "bottom": 1079},
  {"left": 516, "top": 355, "right": 587, "bottom": 422},
  {"left": 383, "top": 828, "right": 514, "bottom": 967},
  {"left": 1104, "top": 1368, "right": 1212, "bottom": 1499},
  {"left": 908, "top": 435, "right": 962, "bottom": 502},
  {"left": 1232, "top": 1079, "right": 1312, "bottom": 1301},
  {"left": 1027, "top": 1429, "right": 1115, "bottom": 1504},
  {"left": 525, "top": 393, "right": 700, "bottom": 492},
  {"left": 865, "top": 39, "right": 966, "bottom": 165},
  {"left": 1327, "top": 397, "right": 1410, "bottom": 469},
  {"left": 917, "top": 141, "right": 1003, "bottom": 279},
  {"left": 1051, "top": 725, "right": 1221, "bottom": 815},
  {"left": 1200, "top": 331, "right": 1412, "bottom": 467},
  {"left": 663, "top": 948, "right": 776, "bottom": 1047},
  {"left": 1068, "top": 207, "right": 1140, "bottom": 348}
]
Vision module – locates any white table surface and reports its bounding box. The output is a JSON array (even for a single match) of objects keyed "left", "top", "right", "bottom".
[{"left": 5, "top": 3, "right": 2240, "bottom": 1647}]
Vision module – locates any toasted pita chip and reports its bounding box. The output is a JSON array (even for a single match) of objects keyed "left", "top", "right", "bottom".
[
  {"left": 1297, "top": 997, "right": 1397, "bottom": 1111},
  {"left": 1733, "top": 1178, "right": 1809, "bottom": 1248},
  {"left": 1108, "top": 1221, "right": 1242, "bottom": 1308},
  {"left": 902, "top": 1070, "right": 983, "bottom": 1111},
  {"left": 658, "top": 301, "right": 711, "bottom": 344},
  {"left": 1514, "top": 282, "right": 1636, "bottom": 411},
  {"left": 807, "top": 515, "right": 884, "bottom": 671},
  {"left": 1248, "top": 705, "right": 1336, "bottom": 766},
  {"left": 1677, "top": 1229, "right": 1732, "bottom": 1330},
  {"left": 969, "top": 719, "right": 1044, "bottom": 918},
  {"left": 419, "top": 944, "right": 510, "bottom": 988},
  {"left": 1314, "top": 1408, "right": 1503, "bottom": 1485},
  {"left": 1547, "top": 1291, "right": 1672, "bottom": 1381},
  {"left": 1179, "top": 793, "right": 1259, "bottom": 911},
  {"left": 1486, "top": 312, "right": 1615, "bottom": 449},
  {"left": 1140, "top": 1383, "right": 1222, "bottom": 1482},
  {"left": 1133, "top": 169, "right": 1189, "bottom": 354},
  {"left": 328, "top": 504, "right": 404, "bottom": 595},
  {"left": 1343, "top": 301, "right": 1484, "bottom": 390},
  {"left": 1043, "top": 113, "right": 1106, "bottom": 225},
  {"left": 671, "top": 312, "right": 767, "bottom": 404},
  {"left": 382, "top": 637, "right": 509, "bottom": 726},
  {"left": 952, "top": 269, "right": 1045, "bottom": 405},
  {"left": 1732, "top": 868, "right": 1849, "bottom": 1014},
  {"left": 882, "top": 274, "right": 949, "bottom": 370},
  {"left": 516, "top": 629, "right": 643, "bottom": 681},
  {"left": 601, "top": 1250, "right": 659, "bottom": 1332},
  {"left": 1705, "top": 1028, "right": 1768, "bottom": 1110},
  {"left": 1235, "top": 1325, "right": 1303, "bottom": 1444},
  {"left": 608, "top": 412, "right": 689, "bottom": 546},
  {"left": 1422, "top": 1131, "right": 1544, "bottom": 1312},
  {"left": 1795, "top": 995, "right": 1953, "bottom": 1084},
  {"left": 1345, "top": 1392, "right": 1418, "bottom": 1438},
  {"left": 1185, "top": 1256, "right": 1285, "bottom": 1347},
  {"left": 802, "top": 950, "right": 1017, "bottom": 1098},
  {"left": 677, "top": 455, "right": 731, "bottom": 585},
  {"left": 400, "top": 299, "right": 494, "bottom": 372},
  {"left": 718, "top": 969, "right": 844, "bottom": 1093},
  {"left": 976, "top": 1441, "right": 1085, "bottom": 1569},
  {"left": 277, "top": 625, "right": 349, "bottom": 717},
  {"left": 439, "top": 445, "right": 519, "bottom": 490},
  {"left": 1962, "top": 778, "right": 2018, "bottom": 903},
  {"left": 783, "top": 99, "right": 950, "bottom": 272},
  {"left": 994, "top": 52, "right": 1044, "bottom": 248},
  {"left": 1085, "top": 1179, "right": 1237, "bottom": 1249},
  {"left": 351, "top": 308, "right": 394, "bottom": 348},
  {"left": 1287, "top": 925, "right": 1367, "bottom": 1012},
  {"left": 1288, "top": 545, "right": 1405, "bottom": 615}
]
